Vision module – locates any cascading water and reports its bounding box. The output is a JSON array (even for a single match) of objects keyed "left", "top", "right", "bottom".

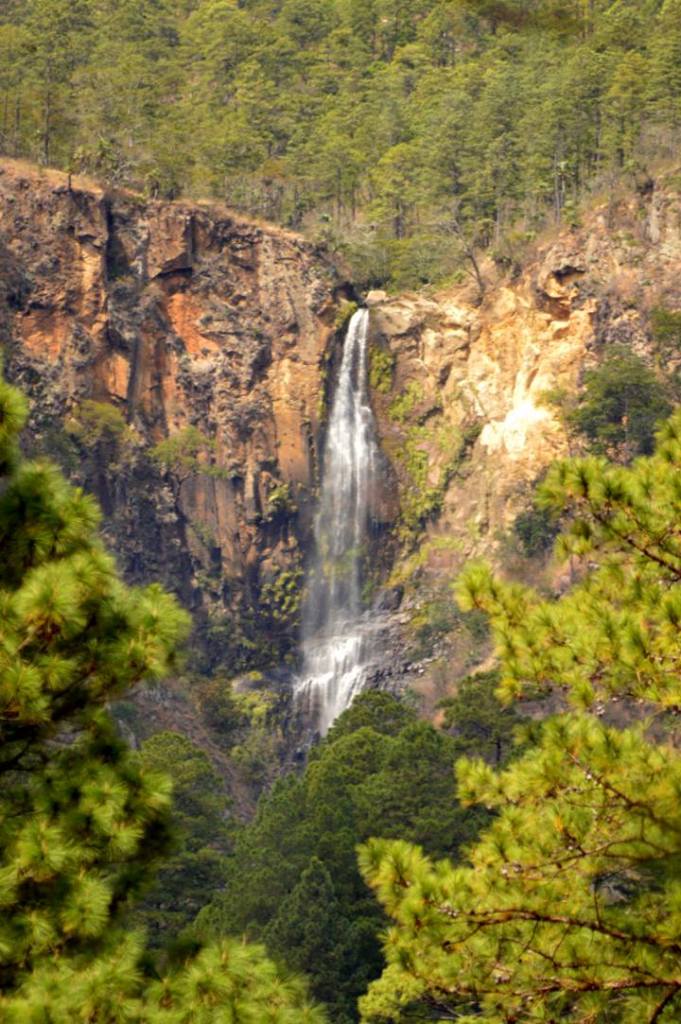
[{"left": 295, "top": 308, "right": 381, "bottom": 735}]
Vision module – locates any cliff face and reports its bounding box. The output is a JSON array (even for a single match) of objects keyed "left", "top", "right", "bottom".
[
  {"left": 0, "top": 159, "right": 345, "bottom": 671},
  {"left": 2, "top": 159, "right": 681, "bottom": 695},
  {"left": 367, "top": 182, "right": 681, "bottom": 694}
]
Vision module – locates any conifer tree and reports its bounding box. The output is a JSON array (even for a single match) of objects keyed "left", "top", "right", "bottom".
[
  {"left": 0, "top": 375, "right": 324, "bottom": 1022},
  {"left": 129, "top": 731, "right": 231, "bottom": 946},
  {"left": 2, "top": 0, "right": 681, "bottom": 289},
  {"left": 360, "top": 410, "right": 681, "bottom": 1023},
  {"left": 196, "top": 691, "right": 499, "bottom": 1022},
  {"left": 263, "top": 858, "right": 352, "bottom": 1008}
]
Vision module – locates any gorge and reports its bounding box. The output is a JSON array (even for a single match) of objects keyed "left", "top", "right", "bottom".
[
  {"left": 3, "top": 154, "right": 681, "bottom": 1024},
  {"left": 3, "top": 157, "right": 681, "bottom": 744},
  {"left": 3, "top": 0, "right": 681, "bottom": 1017}
]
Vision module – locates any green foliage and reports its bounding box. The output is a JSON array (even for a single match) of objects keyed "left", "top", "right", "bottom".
[
  {"left": 360, "top": 410, "right": 681, "bottom": 1023},
  {"left": 388, "top": 382, "right": 425, "bottom": 424},
  {"left": 0, "top": 377, "right": 28, "bottom": 469},
  {"left": 263, "top": 857, "right": 350, "bottom": 1009},
  {"left": 0, "top": 375, "right": 324, "bottom": 1022},
  {"left": 194, "top": 609, "right": 259, "bottom": 676},
  {"left": 228, "top": 686, "right": 282, "bottom": 792},
  {"left": 130, "top": 731, "right": 231, "bottom": 945},
  {"left": 260, "top": 567, "right": 304, "bottom": 626},
  {"left": 512, "top": 499, "right": 560, "bottom": 557},
  {"left": 439, "top": 670, "right": 521, "bottom": 766},
  {"left": 568, "top": 347, "right": 671, "bottom": 458},
  {"left": 194, "top": 691, "right": 490, "bottom": 1023},
  {"left": 66, "top": 400, "right": 130, "bottom": 448},
  {"left": 368, "top": 345, "right": 395, "bottom": 395},
  {"left": 394, "top": 422, "right": 450, "bottom": 542},
  {"left": 150, "top": 427, "right": 221, "bottom": 483},
  {"left": 262, "top": 482, "right": 298, "bottom": 523},
  {"left": 3, "top": 0, "right": 681, "bottom": 287},
  {"left": 196, "top": 676, "right": 248, "bottom": 740},
  {"left": 141, "top": 732, "right": 230, "bottom": 848},
  {"left": 62, "top": 401, "right": 138, "bottom": 480},
  {"left": 395, "top": 420, "right": 479, "bottom": 543},
  {"left": 325, "top": 690, "right": 415, "bottom": 743},
  {"left": 334, "top": 299, "right": 359, "bottom": 331},
  {"left": 230, "top": 721, "right": 281, "bottom": 792},
  {"left": 651, "top": 305, "right": 681, "bottom": 362}
]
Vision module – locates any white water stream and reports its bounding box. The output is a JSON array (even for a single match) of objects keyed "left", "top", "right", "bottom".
[{"left": 294, "top": 308, "right": 380, "bottom": 734}]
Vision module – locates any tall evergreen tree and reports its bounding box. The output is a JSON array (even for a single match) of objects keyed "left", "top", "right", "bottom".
[
  {"left": 129, "top": 731, "right": 232, "bottom": 946},
  {"left": 0, "top": 374, "right": 324, "bottom": 1022},
  {"left": 263, "top": 858, "right": 352, "bottom": 1008},
  {"left": 359, "top": 410, "right": 681, "bottom": 1023}
]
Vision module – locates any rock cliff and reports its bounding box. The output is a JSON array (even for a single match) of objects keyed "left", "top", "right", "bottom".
[
  {"left": 366, "top": 180, "right": 681, "bottom": 698},
  {"left": 0, "top": 159, "right": 347, "bottom": 673},
  {"left": 2, "top": 159, "right": 681, "bottom": 706}
]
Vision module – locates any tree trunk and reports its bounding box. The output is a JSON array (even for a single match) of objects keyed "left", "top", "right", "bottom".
[
  {"left": 42, "top": 80, "right": 52, "bottom": 165},
  {"left": 13, "top": 95, "right": 20, "bottom": 156},
  {"left": 451, "top": 206, "right": 485, "bottom": 300}
]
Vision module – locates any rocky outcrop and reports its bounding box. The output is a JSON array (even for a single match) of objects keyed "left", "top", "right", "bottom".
[
  {"left": 0, "top": 159, "right": 346, "bottom": 671},
  {"left": 366, "top": 183, "right": 681, "bottom": 701},
  {"left": 369, "top": 184, "right": 681, "bottom": 575}
]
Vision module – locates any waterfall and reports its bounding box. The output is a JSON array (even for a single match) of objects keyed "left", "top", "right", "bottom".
[{"left": 295, "top": 308, "right": 380, "bottom": 735}]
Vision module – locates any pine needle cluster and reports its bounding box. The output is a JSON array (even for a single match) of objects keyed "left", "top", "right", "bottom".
[
  {"left": 0, "top": 376, "right": 325, "bottom": 1022},
  {"left": 360, "top": 410, "right": 681, "bottom": 1024}
]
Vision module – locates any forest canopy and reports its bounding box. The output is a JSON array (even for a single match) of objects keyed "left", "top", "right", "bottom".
[
  {"left": 192, "top": 688, "right": 512, "bottom": 1023},
  {"left": 1, "top": 0, "right": 680, "bottom": 286}
]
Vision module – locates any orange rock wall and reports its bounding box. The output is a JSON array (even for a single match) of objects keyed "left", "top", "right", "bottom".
[{"left": 0, "top": 160, "right": 345, "bottom": 657}]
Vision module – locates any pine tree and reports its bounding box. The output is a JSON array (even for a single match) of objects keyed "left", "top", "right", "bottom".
[
  {"left": 648, "top": 0, "right": 681, "bottom": 130},
  {"left": 11, "top": 0, "right": 93, "bottom": 165},
  {"left": 0, "top": 375, "right": 325, "bottom": 1022},
  {"left": 129, "top": 731, "right": 232, "bottom": 946},
  {"left": 264, "top": 858, "right": 352, "bottom": 1011},
  {"left": 359, "top": 410, "right": 681, "bottom": 1023},
  {"left": 196, "top": 691, "right": 497, "bottom": 1022},
  {"left": 568, "top": 347, "right": 671, "bottom": 458}
]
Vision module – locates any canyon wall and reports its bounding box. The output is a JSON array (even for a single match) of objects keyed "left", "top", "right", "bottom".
[
  {"left": 366, "top": 180, "right": 681, "bottom": 694},
  {"left": 0, "top": 159, "right": 347, "bottom": 673},
  {"left": 2, "top": 159, "right": 681, "bottom": 695}
]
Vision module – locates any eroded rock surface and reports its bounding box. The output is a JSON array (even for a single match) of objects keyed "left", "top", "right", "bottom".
[
  {"left": 0, "top": 159, "right": 346, "bottom": 671},
  {"left": 2, "top": 160, "right": 681, "bottom": 699},
  {"left": 370, "top": 185, "right": 681, "bottom": 581}
]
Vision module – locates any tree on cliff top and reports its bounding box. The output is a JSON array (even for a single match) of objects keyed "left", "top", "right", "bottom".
[
  {"left": 360, "top": 411, "right": 681, "bottom": 1023},
  {"left": 0, "top": 373, "right": 324, "bottom": 1022},
  {"left": 4, "top": 0, "right": 681, "bottom": 289}
]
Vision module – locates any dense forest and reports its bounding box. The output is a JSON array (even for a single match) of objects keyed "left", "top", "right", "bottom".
[
  {"left": 3, "top": 0, "right": 681, "bottom": 1021},
  {"left": 1, "top": 0, "right": 681, "bottom": 286}
]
